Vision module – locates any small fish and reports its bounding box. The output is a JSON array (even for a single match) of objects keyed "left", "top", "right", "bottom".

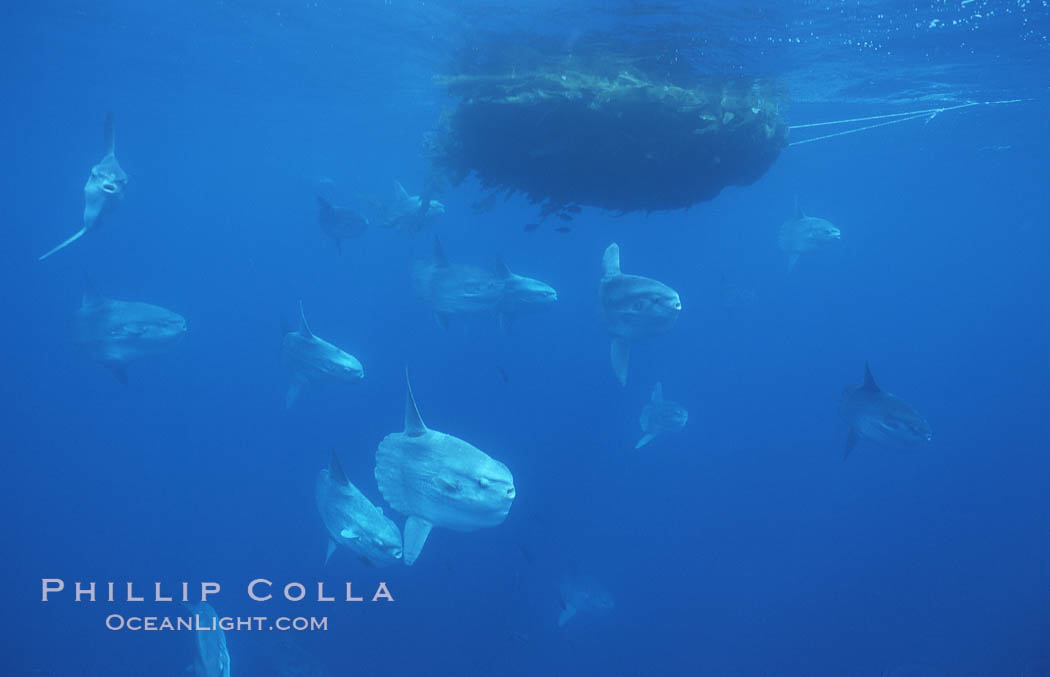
[
  {"left": 557, "top": 213, "right": 573, "bottom": 222},
  {"left": 508, "top": 632, "right": 530, "bottom": 642},
  {"left": 496, "top": 366, "right": 509, "bottom": 383},
  {"left": 523, "top": 223, "right": 539, "bottom": 232},
  {"left": 554, "top": 226, "right": 571, "bottom": 234}
]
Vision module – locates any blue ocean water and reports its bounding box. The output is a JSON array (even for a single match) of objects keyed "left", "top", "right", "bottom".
[{"left": 3, "top": 1, "right": 1049, "bottom": 675}]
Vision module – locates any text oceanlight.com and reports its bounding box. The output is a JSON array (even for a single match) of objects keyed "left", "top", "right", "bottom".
[{"left": 105, "top": 614, "right": 329, "bottom": 632}]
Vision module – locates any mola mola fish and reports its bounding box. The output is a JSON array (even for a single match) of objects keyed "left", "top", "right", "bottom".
[
  {"left": 185, "top": 601, "right": 231, "bottom": 677},
  {"left": 282, "top": 301, "right": 363, "bottom": 408},
  {"left": 599, "top": 243, "right": 681, "bottom": 386},
  {"left": 40, "top": 113, "right": 128, "bottom": 260},
  {"left": 839, "top": 362, "right": 932, "bottom": 459},
  {"left": 494, "top": 258, "right": 557, "bottom": 332},
  {"left": 374, "top": 370, "right": 515, "bottom": 565},
  {"left": 558, "top": 573, "right": 614, "bottom": 628},
  {"left": 635, "top": 382, "right": 688, "bottom": 449},
  {"left": 317, "top": 449, "right": 403, "bottom": 567},
  {"left": 317, "top": 196, "right": 367, "bottom": 254},
  {"left": 377, "top": 180, "right": 445, "bottom": 233},
  {"left": 74, "top": 281, "right": 187, "bottom": 384},
  {"left": 778, "top": 198, "right": 840, "bottom": 271},
  {"left": 413, "top": 236, "right": 505, "bottom": 330}
]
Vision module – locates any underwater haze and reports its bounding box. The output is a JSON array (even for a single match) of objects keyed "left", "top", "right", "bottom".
[{"left": 3, "top": 1, "right": 1049, "bottom": 676}]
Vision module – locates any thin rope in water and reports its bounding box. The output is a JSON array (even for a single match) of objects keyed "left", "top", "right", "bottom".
[{"left": 787, "top": 98, "right": 1029, "bottom": 147}]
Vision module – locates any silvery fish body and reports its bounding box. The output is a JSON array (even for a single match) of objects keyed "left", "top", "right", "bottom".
[
  {"left": 839, "top": 363, "right": 932, "bottom": 459},
  {"left": 413, "top": 237, "right": 505, "bottom": 327},
  {"left": 74, "top": 284, "right": 186, "bottom": 383},
  {"left": 186, "top": 602, "right": 231, "bottom": 677},
  {"left": 316, "top": 450, "right": 403, "bottom": 567},
  {"left": 281, "top": 302, "right": 363, "bottom": 408},
  {"left": 598, "top": 243, "right": 681, "bottom": 385},
  {"left": 778, "top": 200, "right": 840, "bottom": 270},
  {"left": 374, "top": 372, "right": 515, "bottom": 565},
  {"left": 636, "top": 382, "right": 688, "bottom": 448}
]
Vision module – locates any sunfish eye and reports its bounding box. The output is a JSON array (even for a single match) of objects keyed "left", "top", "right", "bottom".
[{"left": 477, "top": 477, "right": 491, "bottom": 488}]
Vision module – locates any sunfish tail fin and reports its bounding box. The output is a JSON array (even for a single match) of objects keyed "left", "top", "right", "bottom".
[
  {"left": 403, "top": 516, "right": 433, "bottom": 566},
  {"left": 39, "top": 228, "right": 88, "bottom": 261}
]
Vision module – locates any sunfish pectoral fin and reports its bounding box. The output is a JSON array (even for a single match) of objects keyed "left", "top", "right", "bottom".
[
  {"left": 786, "top": 253, "right": 799, "bottom": 272},
  {"left": 402, "top": 516, "right": 433, "bottom": 566},
  {"left": 104, "top": 361, "right": 128, "bottom": 386},
  {"left": 844, "top": 428, "right": 860, "bottom": 460},
  {"left": 39, "top": 227, "right": 89, "bottom": 261},
  {"left": 610, "top": 337, "right": 630, "bottom": 386},
  {"left": 285, "top": 376, "right": 306, "bottom": 408},
  {"left": 325, "top": 539, "right": 337, "bottom": 566},
  {"left": 557, "top": 604, "right": 578, "bottom": 628},
  {"left": 635, "top": 433, "right": 656, "bottom": 449},
  {"left": 601, "top": 242, "right": 621, "bottom": 278}
]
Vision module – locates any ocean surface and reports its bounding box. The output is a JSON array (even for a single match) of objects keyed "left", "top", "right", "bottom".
[{"left": 3, "top": 1, "right": 1049, "bottom": 676}]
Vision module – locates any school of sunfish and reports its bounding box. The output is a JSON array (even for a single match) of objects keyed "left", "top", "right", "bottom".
[{"left": 36, "top": 115, "right": 934, "bottom": 663}]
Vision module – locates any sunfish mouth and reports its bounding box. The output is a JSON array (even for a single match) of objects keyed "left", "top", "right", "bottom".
[{"left": 102, "top": 183, "right": 118, "bottom": 193}]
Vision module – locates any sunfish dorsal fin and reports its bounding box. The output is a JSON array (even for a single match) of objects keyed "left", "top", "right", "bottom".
[
  {"left": 651, "top": 381, "right": 663, "bottom": 403},
  {"left": 862, "top": 362, "right": 879, "bottom": 391},
  {"left": 403, "top": 368, "right": 427, "bottom": 436},
  {"left": 432, "top": 235, "right": 449, "bottom": 267},
  {"left": 601, "top": 243, "right": 621, "bottom": 278},
  {"left": 393, "top": 180, "right": 411, "bottom": 203},
  {"left": 793, "top": 195, "right": 805, "bottom": 219},
  {"left": 329, "top": 448, "right": 349, "bottom": 486},
  {"left": 103, "top": 112, "right": 116, "bottom": 155},
  {"left": 298, "top": 300, "right": 314, "bottom": 338},
  {"left": 494, "top": 256, "right": 513, "bottom": 279}
]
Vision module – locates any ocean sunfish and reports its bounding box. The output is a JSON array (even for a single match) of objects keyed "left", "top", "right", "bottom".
[
  {"left": 316, "top": 449, "right": 403, "bottom": 567},
  {"left": 778, "top": 199, "right": 840, "bottom": 271},
  {"left": 74, "top": 280, "right": 187, "bottom": 384},
  {"left": 494, "top": 258, "right": 557, "bottom": 332},
  {"left": 558, "top": 574, "right": 614, "bottom": 628},
  {"left": 281, "top": 301, "right": 364, "bottom": 408},
  {"left": 185, "top": 601, "right": 231, "bottom": 677},
  {"left": 317, "top": 196, "right": 367, "bottom": 254},
  {"left": 412, "top": 236, "right": 505, "bottom": 329},
  {"left": 599, "top": 243, "right": 681, "bottom": 386},
  {"left": 374, "top": 370, "right": 515, "bottom": 565},
  {"left": 635, "top": 382, "right": 688, "bottom": 449},
  {"left": 839, "top": 362, "right": 932, "bottom": 459},
  {"left": 40, "top": 113, "right": 128, "bottom": 260}
]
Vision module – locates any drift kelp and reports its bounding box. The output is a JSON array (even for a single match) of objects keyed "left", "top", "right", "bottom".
[{"left": 427, "top": 54, "right": 788, "bottom": 216}]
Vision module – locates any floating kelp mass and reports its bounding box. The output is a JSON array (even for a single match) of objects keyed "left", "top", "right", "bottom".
[{"left": 428, "top": 65, "right": 789, "bottom": 216}]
